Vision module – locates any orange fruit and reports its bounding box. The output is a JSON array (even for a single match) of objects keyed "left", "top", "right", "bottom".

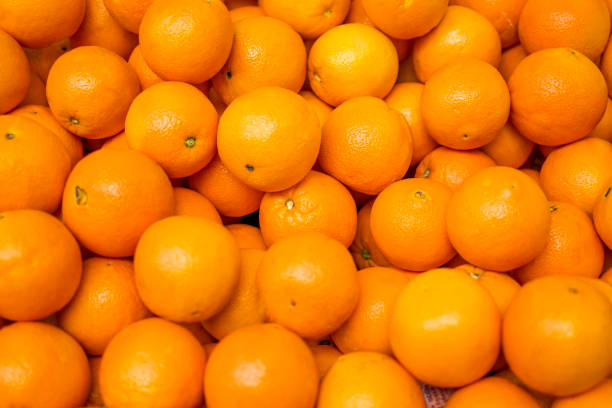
[
  {"left": 134, "top": 216, "right": 240, "bottom": 322},
  {"left": 499, "top": 44, "right": 527, "bottom": 82},
  {"left": 217, "top": 86, "right": 321, "bottom": 192},
  {"left": 103, "top": 0, "right": 154, "bottom": 33},
  {"left": 552, "top": 378, "right": 612, "bottom": 407},
  {"left": 0, "top": 29, "right": 30, "bottom": 114},
  {"left": 445, "top": 377, "right": 540, "bottom": 408},
  {"left": 332, "top": 267, "right": 410, "bottom": 354},
  {"left": 308, "top": 23, "right": 398, "bottom": 106},
  {"left": 139, "top": 0, "right": 232, "bottom": 83},
  {"left": 503, "top": 276, "right": 612, "bottom": 396},
  {"left": 493, "top": 369, "right": 556, "bottom": 408},
  {"left": 259, "top": 0, "right": 350, "bottom": 39},
  {"left": 509, "top": 48, "right": 608, "bottom": 146},
  {"left": 203, "top": 248, "right": 266, "bottom": 339},
  {"left": 582, "top": 278, "right": 612, "bottom": 304},
  {"left": 62, "top": 148, "right": 174, "bottom": 257},
  {"left": 46, "top": 46, "right": 141, "bottom": 139},
  {"left": 259, "top": 170, "right": 357, "bottom": 248},
  {"left": 310, "top": 344, "right": 342, "bottom": 378},
  {"left": 0, "top": 0, "right": 85, "bottom": 48},
  {"left": 101, "top": 130, "right": 130, "bottom": 150},
  {"left": 601, "top": 37, "right": 612, "bottom": 97},
  {"left": 258, "top": 232, "right": 359, "bottom": 339},
  {"left": 0, "top": 115, "right": 71, "bottom": 213},
  {"left": 226, "top": 224, "right": 266, "bottom": 249},
  {"left": 422, "top": 57, "right": 510, "bottom": 150},
  {"left": 19, "top": 70, "right": 47, "bottom": 107},
  {"left": 0, "top": 322, "right": 90, "bottom": 408},
  {"left": 181, "top": 322, "right": 215, "bottom": 345},
  {"left": 520, "top": 168, "right": 540, "bottom": 185},
  {"left": 57, "top": 257, "right": 149, "bottom": 355},
  {"left": 518, "top": 0, "right": 610, "bottom": 61},
  {"left": 414, "top": 147, "right": 496, "bottom": 192},
  {"left": 594, "top": 185, "right": 612, "bottom": 249},
  {"left": 602, "top": 266, "right": 612, "bottom": 283},
  {"left": 396, "top": 54, "right": 419, "bottom": 83},
  {"left": 0, "top": 210, "right": 81, "bottom": 321},
  {"left": 204, "top": 323, "right": 319, "bottom": 408},
  {"left": 318, "top": 351, "right": 427, "bottom": 408},
  {"left": 319, "top": 96, "right": 413, "bottom": 195},
  {"left": 455, "top": 264, "right": 520, "bottom": 315},
  {"left": 539, "top": 138, "right": 612, "bottom": 213},
  {"left": 173, "top": 186, "right": 222, "bottom": 223},
  {"left": 229, "top": 5, "right": 265, "bottom": 22},
  {"left": 300, "top": 90, "right": 333, "bottom": 127},
  {"left": 413, "top": 6, "right": 501, "bottom": 82},
  {"left": 100, "top": 318, "right": 206, "bottom": 407},
  {"left": 23, "top": 38, "right": 71, "bottom": 83},
  {"left": 127, "top": 44, "right": 162, "bottom": 89},
  {"left": 481, "top": 123, "right": 535, "bottom": 168},
  {"left": 390, "top": 268, "right": 501, "bottom": 387},
  {"left": 385, "top": 82, "right": 438, "bottom": 166},
  {"left": 349, "top": 200, "right": 392, "bottom": 269},
  {"left": 212, "top": 16, "right": 306, "bottom": 105},
  {"left": 514, "top": 202, "right": 604, "bottom": 283},
  {"left": 125, "top": 81, "right": 218, "bottom": 178},
  {"left": 87, "top": 357, "right": 103, "bottom": 406},
  {"left": 588, "top": 98, "right": 612, "bottom": 142}
]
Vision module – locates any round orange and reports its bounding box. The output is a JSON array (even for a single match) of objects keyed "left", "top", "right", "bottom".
[
  {"left": 127, "top": 44, "right": 162, "bottom": 89},
  {"left": 300, "top": 90, "right": 333, "bottom": 127},
  {"left": 594, "top": 185, "right": 612, "bottom": 249},
  {"left": 349, "top": 200, "right": 392, "bottom": 269},
  {"left": 310, "top": 344, "right": 342, "bottom": 379},
  {"left": 445, "top": 377, "right": 540, "bottom": 408},
  {"left": 173, "top": 186, "right": 221, "bottom": 223},
  {"left": 588, "top": 98, "right": 612, "bottom": 142},
  {"left": 552, "top": 378, "right": 612, "bottom": 408},
  {"left": 499, "top": 44, "right": 527, "bottom": 82},
  {"left": 19, "top": 70, "right": 47, "bottom": 107},
  {"left": 481, "top": 123, "right": 535, "bottom": 168},
  {"left": 103, "top": 0, "right": 154, "bottom": 33},
  {"left": 455, "top": 264, "right": 521, "bottom": 315},
  {"left": 229, "top": 5, "right": 265, "bottom": 22},
  {"left": 0, "top": 29, "right": 29, "bottom": 114},
  {"left": 226, "top": 224, "right": 266, "bottom": 249},
  {"left": 23, "top": 38, "right": 71, "bottom": 83}
]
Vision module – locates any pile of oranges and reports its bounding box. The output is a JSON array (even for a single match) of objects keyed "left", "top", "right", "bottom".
[{"left": 2, "top": 0, "right": 612, "bottom": 407}]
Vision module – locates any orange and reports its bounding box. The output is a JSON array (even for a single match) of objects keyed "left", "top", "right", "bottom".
[
  {"left": 396, "top": 54, "right": 419, "bottom": 83},
  {"left": 509, "top": 48, "right": 608, "bottom": 146},
  {"left": 514, "top": 202, "right": 604, "bottom": 283},
  {"left": 349, "top": 200, "right": 392, "bottom": 269},
  {"left": 520, "top": 168, "right": 540, "bottom": 185},
  {"left": 0, "top": 322, "right": 90, "bottom": 408},
  {"left": 493, "top": 369, "right": 556, "bottom": 408},
  {"left": 602, "top": 266, "right": 612, "bottom": 283},
  {"left": 539, "top": 138, "right": 612, "bottom": 213},
  {"left": 319, "top": 96, "right": 413, "bottom": 195},
  {"left": 390, "top": 268, "right": 501, "bottom": 387},
  {"left": 414, "top": 147, "right": 496, "bottom": 192},
  {"left": 57, "top": 257, "right": 149, "bottom": 355},
  {"left": 332, "top": 267, "right": 410, "bottom": 354},
  {"left": 300, "top": 90, "right": 333, "bottom": 127},
  {"left": 125, "top": 81, "right": 218, "bottom": 178},
  {"left": 385, "top": 82, "right": 438, "bottom": 166},
  {"left": 226, "top": 224, "right": 266, "bottom": 249},
  {"left": 445, "top": 377, "right": 540, "bottom": 408},
  {"left": 552, "top": 378, "right": 612, "bottom": 407},
  {"left": 173, "top": 186, "right": 222, "bottom": 223},
  {"left": 582, "top": 278, "right": 612, "bottom": 304},
  {"left": 62, "top": 148, "right": 174, "bottom": 257},
  {"left": 203, "top": 248, "right": 266, "bottom": 339},
  {"left": 503, "top": 276, "right": 612, "bottom": 396},
  {"left": 318, "top": 352, "right": 426, "bottom": 408},
  {"left": 100, "top": 318, "right": 206, "bottom": 407},
  {"left": 455, "top": 264, "right": 520, "bottom": 315},
  {"left": 19, "top": 70, "right": 46, "bottom": 107},
  {"left": 103, "top": 0, "right": 154, "bottom": 33},
  {"left": 482, "top": 123, "right": 535, "bottom": 168},
  {"left": 204, "top": 323, "right": 319, "bottom": 408},
  {"left": 602, "top": 38, "right": 612, "bottom": 97},
  {"left": 413, "top": 6, "right": 501, "bottom": 82},
  {"left": 370, "top": 178, "right": 456, "bottom": 271},
  {"left": 258, "top": 232, "right": 359, "bottom": 339},
  {"left": 127, "top": 45, "right": 162, "bottom": 89},
  {"left": 188, "top": 154, "right": 264, "bottom": 217},
  {"left": 499, "top": 44, "right": 527, "bottom": 82},
  {"left": 0, "top": 0, "right": 85, "bottom": 48},
  {"left": 211, "top": 16, "right": 306, "bottom": 105},
  {"left": 259, "top": 0, "right": 350, "bottom": 39},
  {"left": 46, "top": 46, "right": 141, "bottom": 139},
  {"left": 594, "top": 185, "right": 612, "bottom": 249},
  {"left": 448, "top": 166, "right": 551, "bottom": 271},
  {"left": 0, "top": 115, "right": 71, "bottom": 213},
  {"left": 310, "top": 344, "right": 342, "bottom": 378},
  {"left": 0, "top": 210, "right": 81, "bottom": 321},
  {"left": 139, "top": 0, "right": 232, "bottom": 83},
  {"left": 308, "top": 23, "right": 398, "bottom": 106},
  {"left": 101, "top": 130, "right": 130, "bottom": 150},
  {"left": 229, "top": 5, "right": 265, "bottom": 22},
  {"left": 0, "top": 29, "right": 30, "bottom": 114},
  {"left": 422, "top": 58, "right": 510, "bottom": 150},
  {"left": 180, "top": 322, "right": 215, "bottom": 345},
  {"left": 134, "top": 216, "right": 239, "bottom": 322},
  {"left": 518, "top": 0, "right": 610, "bottom": 61},
  {"left": 589, "top": 98, "right": 612, "bottom": 142},
  {"left": 87, "top": 357, "right": 103, "bottom": 406},
  {"left": 23, "top": 38, "right": 71, "bottom": 83},
  {"left": 259, "top": 170, "right": 357, "bottom": 248},
  {"left": 217, "top": 86, "right": 321, "bottom": 192}
]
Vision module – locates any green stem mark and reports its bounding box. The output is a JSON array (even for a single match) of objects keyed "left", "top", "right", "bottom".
[
  {"left": 75, "top": 186, "right": 88, "bottom": 205},
  {"left": 70, "top": 117, "right": 80, "bottom": 125},
  {"left": 185, "top": 136, "right": 196, "bottom": 148},
  {"left": 323, "top": 8, "right": 332, "bottom": 17},
  {"left": 423, "top": 168, "right": 431, "bottom": 178},
  {"left": 285, "top": 198, "right": 295, "bottom": 210},
  {"left": 361, "top": 248, "right": 371, "bottom": 260}
]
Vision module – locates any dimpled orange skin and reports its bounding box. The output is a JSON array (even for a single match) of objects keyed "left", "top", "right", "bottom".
[
  {"left": 447, "top": 166, "right": 551, "bottom": 272},
  {"left": 540, "top": 138, "right": 612, "bottom": 214},
  {"left": 57, "top": 257, "right": 149, "bottom": 356},
  {"left": 349, "top": 200, "right": 392, "bottom": 269},
  {"left": 317, "top": 352, "right": 427, "bottom": 408},
  {"left": 46, "top": 46, "right": 141, "bottom": 139},
  {"left": 499, "top": 44, "right": 527, "bottom": 82},
  {"left": 481, "top": 123, "right": 534, "bottom": 168},
  {"left": 390, "top": 268, "right": 501, "bottom": 388},
  {"left": 421, "top": 58, "right": 510, "bottom": 150},
  {"left": 552, "top": 379, "right": 612, "bottom": 408},
  {"left": 258, "top": 233, "right": 359, "bottom": 340},
  {"left": 0, "top": 29, "right": 30, "bottom": 114},
  {"left": 173, "top": 187, "right": 222, "bottom": 223},
  {"left": 455, "top": 264, "right": 520, "bottom": 316},
  {"left": 134, "top": 216, "right": 240, "bottom": 322},
  {"left": 518, "top": 0, "right": 610, "bottom": 62},
  {"left": 204, "top": 323, "right": 319, "bottom": 408},
  {"left": 509, "top": 48, "right": 608, "bottom": 146},
  {"left": 212, "top": 16, "right": 306, "bottom": 105},
  {"left": 139, "top": 0, "right": 233, "bottom": 83},
  {"left": 415, "top": 147, "right": 496, "bottom": 192},
  {"left": 62, "top": 149, "right": 174, "bottom": 258},
  {"left": 259, "top": 170, "right": 357, "bottom": 248},
  {"left": 308, "top": 23, "right": 398, "bottom": 107},
  {"left": 413, "top": 6, "right": 502, "bottom": 82},
  {"left": 319, "top": 96, "right": 413, "bottom": 195},
  {"left": 503, "top": 277, "right": 612, "bottom": 397},
  {"left": 217, "top": 87, "right": 321, "bottom": 192},
  {"left": 370, "top": 178, "right": 456, "bottom": 271},
  {"left": 445, "top": 377, "right": 540, "bottom": 408},
  {"left": 300, "top": 90, "right": 333, "bottom": 127},
  {"left": 0, "top": 322, "right": 90, "bottom": 408},
  {"left": 331, "top": 267, "right": 410, "bottom": 355},
  {"left": 594, "top": 185, "right": 612, "bottom": 249},
  {"left": 100, "top": 318, "right": 206, "bottom": 408},
  {"left": 103, "top": 0, "right": 154, "bottom": 33},
  {"left": 0, "top": 210, "right": 82, "bottom": 321},
  {"left": 127, "top": 45, "right": 162, "bottom": 89}
]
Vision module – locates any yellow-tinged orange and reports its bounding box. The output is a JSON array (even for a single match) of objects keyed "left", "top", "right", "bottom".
[
  {"left": 455, "top": 264, "right": 520, "bottom": 315},
  {"left": 445, "top": 377, "right": 540, "bottom": 408},
  {"left": 552, "top": 378, "right": 612, "bottom": 407}
]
